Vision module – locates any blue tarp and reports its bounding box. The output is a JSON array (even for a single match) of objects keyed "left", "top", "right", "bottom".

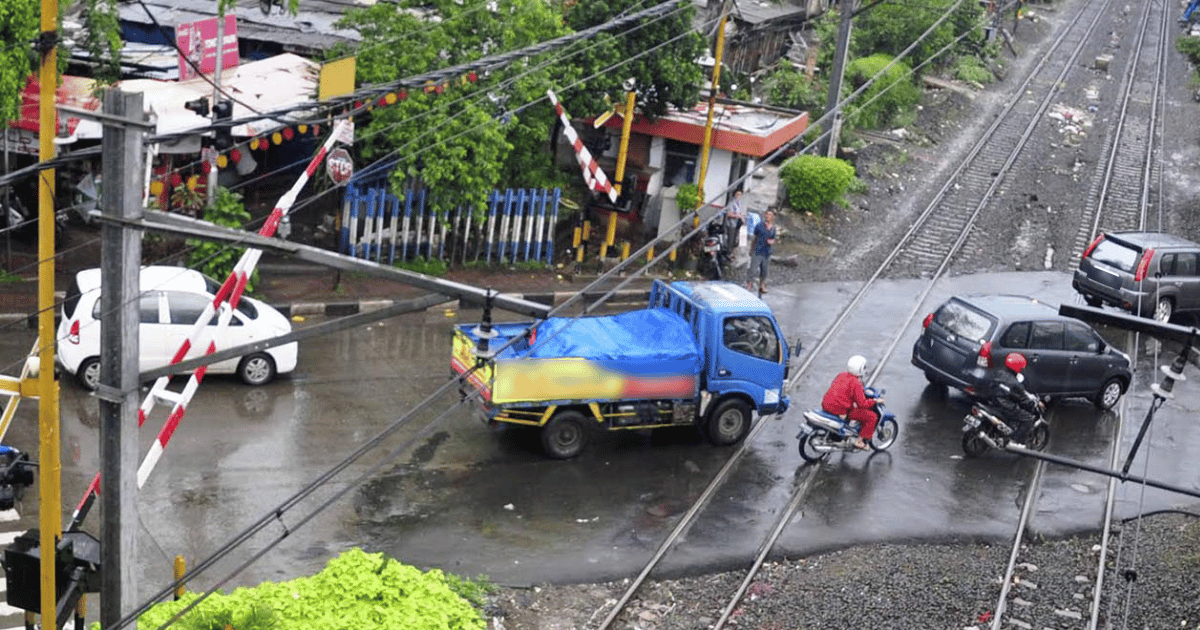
[{"left": 476, "top": 309, "right": 702, "bottom": 377}]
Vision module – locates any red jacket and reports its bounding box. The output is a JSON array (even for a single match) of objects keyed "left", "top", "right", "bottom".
[{"left": 822, "top": 372, "right": 870, "bottom": 416}]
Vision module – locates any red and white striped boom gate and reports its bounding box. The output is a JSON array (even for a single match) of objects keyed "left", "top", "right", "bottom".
[
  {"left": 547, "top": 89, "right": 619, "bottom": 205},
  {"left": 71, "top": 119, "right": 355, "bottom": 526}
]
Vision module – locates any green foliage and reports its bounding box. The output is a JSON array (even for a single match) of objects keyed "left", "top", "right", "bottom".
[
  {"left": 393, "top": 256, "right": 448, "bottom": 276},
  {"left": 843, "top": 54, "right": 920, "bottom": 132},
  {"left": 953, "top": 55, "right": 993, "bottom": 85},
  {"left": 760, "top": 61, "right": 825, "bottom": 115},
  {"left": 850, "top": 0, "right": 984, "bottom": 74},
  {"left": 187, "top": 187, "right": 258, "bottom": 293},
  {"left": 339, "top": 0, "right": 570, "bottom": 220},
  {"left": 80, "top": 0, "right": 123, "bottom": 84},
  {"left": 562, "top": 0, "right": 704, "bottom": 120},
  {"left": 778, "top": 154, "right": 856, "bottom": 215},
  {"left": 1177, "top": 36, "right": 1200, "bottom": 74},
  {"left": 675, "top": 182, "right": 699, "bottom": 212},
  {"left": 138, "top": 548, "right": 486, "bottom": 630},
  {"left": 0, "top": 0, "right": 38, "bottom": 129},
  {"left": 0, "top": 269, "right": 19, "bottom": 283}
]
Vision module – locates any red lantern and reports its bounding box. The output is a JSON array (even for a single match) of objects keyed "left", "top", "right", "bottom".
[
  {"left": 467, "top": 71, "right": 478, "bottom": 83},
  {"left": 231, "top": 148, "right": 242, "bottom": 163},
  {"left": 169, "top": 173, "right": 183, "bottom": 186},
  {"left": 283, "top": 127, "right": 295, "bottom": 140},
  {"left": 397, "top": 90, "right": 407, "bottom": 101}
]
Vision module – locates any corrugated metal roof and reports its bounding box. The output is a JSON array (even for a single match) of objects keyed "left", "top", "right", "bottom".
[
  {"left": 117, "top": 0, "right": 361, "bottom": 51},
  {"left": 733, "top": 0, "right": 809, "bottom": 25}
]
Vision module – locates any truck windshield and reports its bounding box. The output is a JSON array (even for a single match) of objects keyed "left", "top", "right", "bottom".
[{"left": 722, "top": 316, "right": 780, "bottom": 362}]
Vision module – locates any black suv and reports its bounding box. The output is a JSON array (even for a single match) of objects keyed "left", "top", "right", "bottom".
[
  {"left": 1073, "top": 231, "right": 1200, "bottom": 323},
  {"left": 912, "top": 295, "right": 1131, "bottom": 409}
]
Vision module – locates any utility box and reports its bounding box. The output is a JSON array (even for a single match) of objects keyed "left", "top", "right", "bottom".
[{"left": 3, "top": 529, "right": 102, "bottom": 614}]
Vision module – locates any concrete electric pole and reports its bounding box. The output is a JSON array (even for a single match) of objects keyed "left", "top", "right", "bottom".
[{"left": 822, "top": 0, "right": 856, "bottom": 157}]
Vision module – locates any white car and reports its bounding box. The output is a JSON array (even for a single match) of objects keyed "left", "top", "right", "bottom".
[{"left": 56, "top": 266, "right": 298, "bottom": 390}]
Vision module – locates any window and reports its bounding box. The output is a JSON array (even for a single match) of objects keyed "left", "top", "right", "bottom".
[
  {"left": 167, "top": 292, "right": 246, "bottom": 326},
  {"left": 1064, "top": 323, "right": 1101, "bottom": 352},
  {"left": 664, "top": 139, "right": 698, "bottom": 188},
  {"left": 91, "top": 292, "right": 161, "bottom": 323},
  {"left": 1029, "top": 321, "right": 1065, "bottom": 350},
  {"left": 1161, "top": 252, "right": 1199, "bottom": 276},
  {"left": 723, "top": 315, "right": 780, "bottom": 362},
  {"left": 1089, "top": 239, "right": 1140, "bottom": 272},
  {"left": 934, "top": 300, "right": 995, "bottom": 342},
  {"left": 1000, "top": 322, "right": 1031, "bottom": 348}
]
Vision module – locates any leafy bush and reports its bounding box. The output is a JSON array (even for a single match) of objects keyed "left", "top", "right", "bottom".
[
  {"left": 187, "top": 187, "right": 258, "bottom": 293},
  {"left": 675, "top": 182, "right": 700, "bottom": 212},
  {"left": 953, "top": 55, "right": 994, "bottom": 85},
  {"left": 779, "top": 154, "right": 857, "bottom": 215},
  {"left": 1178, "top": 36, "right": 1200, "bottom": 67},
  {"left": 132, "top": 548, "right": 487, "bottom": 630},
  {"left": 760, "top": 61, "right": 826, "bottom": 114},
  {"left": 843, "top": 53, "right": 920, "bottom": 132}
]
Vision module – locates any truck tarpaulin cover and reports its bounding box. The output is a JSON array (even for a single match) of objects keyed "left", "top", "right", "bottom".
[{"left": 464, "top": 309, "right": 701, "bottom": 404}]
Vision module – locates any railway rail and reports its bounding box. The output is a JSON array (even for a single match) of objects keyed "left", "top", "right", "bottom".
[{"left": 594, "top": 0, "right": 1176, "bottom": 625}]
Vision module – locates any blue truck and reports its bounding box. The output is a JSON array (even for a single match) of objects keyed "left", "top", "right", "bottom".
[{"left": 452, "top": 280, "right": 795, "bottom": 458}]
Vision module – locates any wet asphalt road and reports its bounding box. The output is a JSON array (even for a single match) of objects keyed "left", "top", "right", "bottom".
[{"left": 3, "top": 271, "right": 1199, "bottom": 600}]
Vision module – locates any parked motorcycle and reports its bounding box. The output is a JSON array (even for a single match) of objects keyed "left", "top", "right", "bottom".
[
  {"left": 960, "top": 400, "right": 1050, "bottom": 456},
  {"left": 698, "top": 216, "right": 733, "bottom": 281},
  {"left": 797, "top": 387, "right": 899, "bottom": 462}
]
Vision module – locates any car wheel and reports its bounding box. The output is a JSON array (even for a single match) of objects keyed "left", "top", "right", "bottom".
[
  {"left": 1153, "top": 297, "right": 1174, "bottom": 323},
  {"left": 541, "top": 410, "right": 588, "bottom": 459},
  {"left": 238, "top": 353, "right": 276, "bottom": 386},
  {"left": 706, "top": 398, "right": 752, "bottom": 446},
  {"left": 77, "top": 357, "right": 101, "bottom": 391},
  {"left": 1093, "top": 377, "right": 1124, "bottom": 410}
]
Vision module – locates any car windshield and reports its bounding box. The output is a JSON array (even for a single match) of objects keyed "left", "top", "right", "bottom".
[
  {"left": 934, "top": 300, "right": 995, "bottom": 342},
  {"left": 1090, "top": 238, "right": 1140, "bottom": 272}
]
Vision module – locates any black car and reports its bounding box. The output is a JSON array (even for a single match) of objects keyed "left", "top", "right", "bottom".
[{"left": 912, "top": 294, "right": 1131, "bottom": 409}]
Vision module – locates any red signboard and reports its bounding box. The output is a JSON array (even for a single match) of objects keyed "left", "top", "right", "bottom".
[
  {"left": 176, "top": 15, "right": 239, "bottom": 81},
  {"left": 326, "top": 148, "right": 354, "bottom": 184}
]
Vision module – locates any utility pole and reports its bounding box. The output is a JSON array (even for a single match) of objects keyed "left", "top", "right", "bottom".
[
  {"left": 822, "top": 0, "right": 856, "bottom": 157},
  {"left": 98, "top": 89, "right": 146, "bottom": 628},
  {"left": 36, "top": 0, "right": 63, "bottom": 621},
  {"left": 206, "top": 15, "right": 226, "bottom": 207},
  {"left": 696, "top": 3, "right": 729, "bottom": 216}
]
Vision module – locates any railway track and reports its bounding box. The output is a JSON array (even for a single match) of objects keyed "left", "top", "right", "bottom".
[
  {"left": 592, "top": 0, "right": 1178, "bottom": 625},
  {"left": 989, "top": 1, "right": 1169, "bottom": 628}
]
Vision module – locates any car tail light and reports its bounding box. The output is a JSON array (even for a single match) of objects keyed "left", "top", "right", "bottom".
[
  {"left": 976, "top": 341, "right": 991, "bottom": 368},
  {"left": 922, "top": 313, "right": 934, "bottom": 328},
  {"left": 1134, "top": 248, "right": 1155, "bottom": 281},
  {"left": 1082, "top": 233, "right": 1105, "bottom": 259},
  {"left": 67, "top": 320, "right": 80, "bottom": 345}
]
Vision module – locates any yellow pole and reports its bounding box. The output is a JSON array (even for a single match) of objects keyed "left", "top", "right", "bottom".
[
  {"left": 174, "top": 555, "right": 187, "bottom": 599},
  {"left": 620, "top": 242, "right": 630, "bottom": 261},
  {"left": 37, "top": 0, "right": 63, "bottom": 621},
  {"left": 605, "top": 89, "right": 637, "bottom": 252},
  {"left": 695, "top": 6, "right": 729, "bottom": 225}
]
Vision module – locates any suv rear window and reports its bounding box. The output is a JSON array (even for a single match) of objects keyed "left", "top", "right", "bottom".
[
  {"left": 934, "top": 300, "right": 995, "bottom": 342},
  {"left": 1089, "top": 239, "right": 1140, "bottom": 272}
]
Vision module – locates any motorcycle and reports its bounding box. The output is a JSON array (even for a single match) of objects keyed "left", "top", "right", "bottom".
[
  {"left": 797, "top": 387, "right": 899, "bottom": 462},
  {"left": 698, "top": 215, "right": 734, "bottom": 281},
  {"left": 960, "top": 400, "right": 1050, "bottom": 456}
]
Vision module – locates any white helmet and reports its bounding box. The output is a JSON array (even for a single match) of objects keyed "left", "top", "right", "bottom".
[{"left": 847, "top": 355, "right": 868, "bottom": 378}]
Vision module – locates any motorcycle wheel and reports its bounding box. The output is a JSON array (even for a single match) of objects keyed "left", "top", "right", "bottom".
[
  {"left": 798, "top": 433, "right": 828, "bottom": 462},
  {"left": 870, "top": 418, "right": 898, "bottom": 451},
  {"left": 962, "top": 431, "right": 990, "bottom": 457},
  {"left": 1026, "top": 424, "right": 1050, "bottom": 452}
]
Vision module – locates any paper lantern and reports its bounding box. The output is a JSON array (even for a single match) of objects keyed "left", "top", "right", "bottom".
[
  {"left": 272, "top": 131, "right": 283, "bottom": 145},
  {"left": 217, "top": 155, "right": 228, "bottom": 169},
  {"left": 297, "top": 125, "right": 307, "bottom": 134},
  {"left": 385, "top": 92, "right": 397, "bottom": 105},
  {"left": 149, "top": 180, "right": 164, "bottom": 195},
  {"left": 169, "top": 173, "right": 183, "bottom": 186},
  {"left": 282, "top": 127, "right": 294, "bottom": 140},
  {"left": 186, "top": 175, "right": 199, "bottom": 190},
  {"left": 250, "top": 138, "right": 260, "bottom": 150},
  {"left": 230, "top": 148, "right": 242, "bottom": 163}
]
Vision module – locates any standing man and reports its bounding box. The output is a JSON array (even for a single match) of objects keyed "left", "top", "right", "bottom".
[{"left": 746, "top": 209, "right": 776, "bottom": 294}]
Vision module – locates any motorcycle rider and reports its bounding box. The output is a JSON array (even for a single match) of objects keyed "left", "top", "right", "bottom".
[
  {"left": 978, "top": 352, "right": 1044, "bottom": 448},
  {"left": 821, "top": 355, "right": 881, "bottom": 450}
]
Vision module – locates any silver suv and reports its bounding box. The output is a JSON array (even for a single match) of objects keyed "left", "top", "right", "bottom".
[{"left": 1073, "top": 231, "right": 1200, "bottom": 323}]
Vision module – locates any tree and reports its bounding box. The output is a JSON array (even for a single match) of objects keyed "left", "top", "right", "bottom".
[
  {"left": 561, "top": 0, "right": 705, "bottom": 120},
  {"left": 337, "top": 0, "right": 573, "bottom": 218},
  {"left": 0, "top": 0, "right": 38, "bottom": 128},
  {"left": 850, "top": 0, "right": 984, "bottom": 75}
]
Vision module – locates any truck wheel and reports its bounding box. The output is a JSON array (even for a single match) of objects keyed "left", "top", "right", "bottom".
[
  {"left": 706, "top": 399, "right": 752, "bottom": 446},
  {"left": 541, "top": 410, "right": 588, "bottom": 459}
]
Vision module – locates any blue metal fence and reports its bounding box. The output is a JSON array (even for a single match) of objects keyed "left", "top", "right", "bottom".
[{"left": 342, "top": 168, "right": 559, "bottom": 266}]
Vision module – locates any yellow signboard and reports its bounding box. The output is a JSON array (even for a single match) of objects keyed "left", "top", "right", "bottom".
[{"left": 319, "top": 57, "right": 356, "bottom": 101}]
